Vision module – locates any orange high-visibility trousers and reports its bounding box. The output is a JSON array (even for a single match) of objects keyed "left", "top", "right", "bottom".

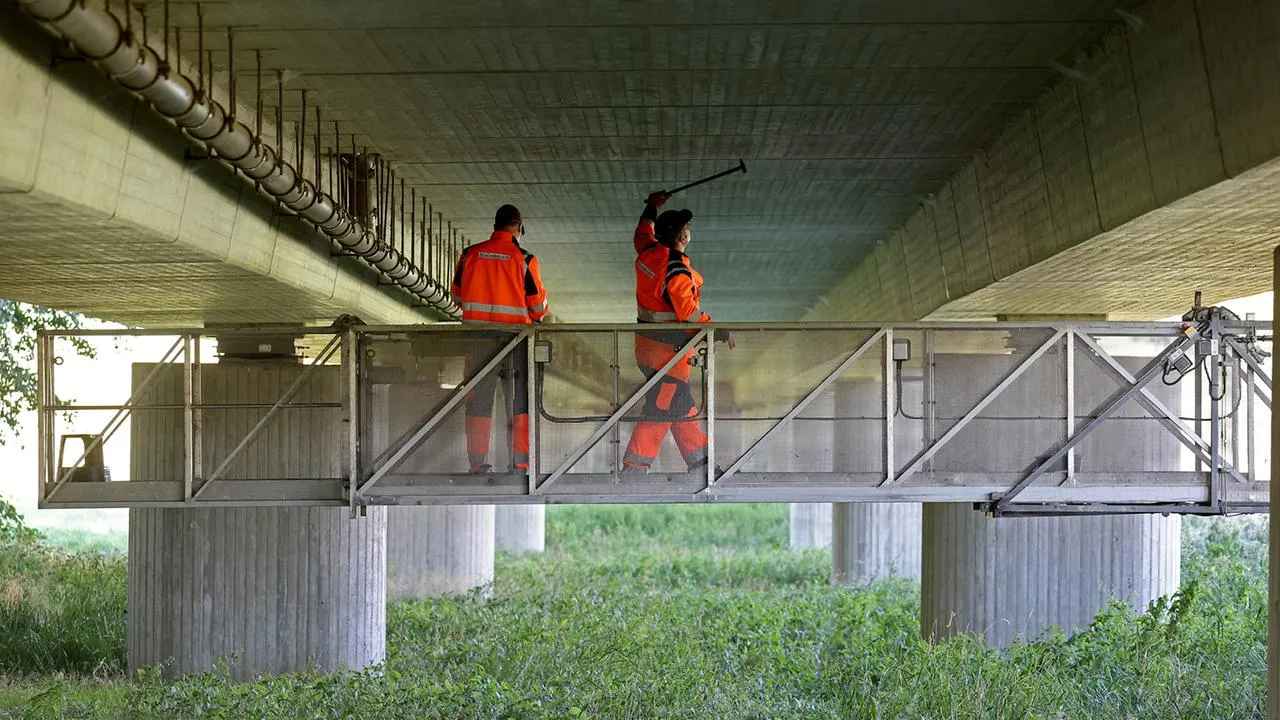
[
  {"left": 623, "top": 362, "right": 708, "bottom": 471},
  {"left": 464, "top": 336, "right": 530, "bottom": 470}
]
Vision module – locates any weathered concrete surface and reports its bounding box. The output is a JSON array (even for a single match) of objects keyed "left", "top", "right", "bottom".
[
  {"left": 0, "top": 9, "right": 431, "bottom": 326},
  {"left": 128, "top": 361, "right": 385, "bottom": 679},
  {"left": 387, "top": 505, "right": 496, "bottom": 598},
  {"left": 789, "top": 503, "right": 832, "bottom": 549},
  {"left": 496, "top": 505, "right": 546, "bottom": 553},
  {"left": 833, "top": 503, "right": 922, "bottom": 584},
  {"left": 920, "top": 352, "right": 1182, "bottom": 647},
  {"left": 60, "top": 0, "right": 1137, "bottom": 322},
  {"left": 809, "top": 0, "right": 1280, "bottom": 322},
  {"left": 921, "top": 505, "right": 1180, "bottom": 647},
  {"left": 129, "top": 506, "right": 387, "bottom": 679}
]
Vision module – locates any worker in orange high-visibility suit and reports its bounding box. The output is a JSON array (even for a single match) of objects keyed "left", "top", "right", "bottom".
[
  {"left": 451, "top": 204, "right": 549, "bottom": 473},
  {"left": 623, "top": 191, "right": 733, "bottom": 474}
]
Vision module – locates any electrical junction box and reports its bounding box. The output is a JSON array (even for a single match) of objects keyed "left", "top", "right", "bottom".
[
  {"left": 534, "top": 341, "right": 553, "bottom": 364},
  {"left": 892, "top": 338, "right": 912, "bottom": 362}
]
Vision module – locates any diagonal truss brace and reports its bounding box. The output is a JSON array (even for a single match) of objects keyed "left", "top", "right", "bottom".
[
  {"left": 992, "top": 329, "right": 1247, "bottom": 511},
  {"left": 710, "top": 329, "right": 886, "bottom": 488},
  {"left": 357, "top": 331, "right": 529, "bottom": 497},
  {"left": 882, "top": 329, "right": 1067, "bottom": 487},
  {"left": 45, "top": 336, "right": 186, "bottom": 503},
  {"left": 1074, "top": 330, "right": 1249, "bottom": 485},
  {"left": 1224, "top": 336, "right": 1273, "bottom": 410},
  {"left": 537, "top": 329, "right": 708, "bottom": 492}
]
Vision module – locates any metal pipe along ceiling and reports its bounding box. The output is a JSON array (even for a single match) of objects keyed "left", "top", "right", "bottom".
[{"left": 17, "top": 0, "right": 460, "bottom": 319}]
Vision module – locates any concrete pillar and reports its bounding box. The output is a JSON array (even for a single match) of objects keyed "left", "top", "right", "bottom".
[
  {"left": 496, "top": 505, "right": 546, "bottom": 553},
  {"left": 789, "top": 503, "right": 832, "bottom": 548},
  {"left": 830, "top": 380, "right": 922, "bottom": 583},
  {"left": 129, "top": 507, "right": 386, "bottom": 679},
  {"left": 128, "top": 360, "right": 385, "bottom": 678},
  {"left": 371, "top": 347, "right": 497, "bottom": 598},
  {"left": 387, "top": 505, "right": 495, "bottom": 598},
  {"left": 788, "top": 393, "right": 833, "bottom": 549},
  {"left": 921, "top": 349, "right": 1181, "bottom": 647},
  {"left": 921, "top": 505, "right": 1179, "bottom": 647},
  {"left": 833, "top": 503, "right": 922, "bottom": 584}
]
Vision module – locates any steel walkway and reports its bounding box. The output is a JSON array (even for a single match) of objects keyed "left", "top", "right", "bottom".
[{"left": 36, "top": 308, "right": 1272, "bottom": 516}]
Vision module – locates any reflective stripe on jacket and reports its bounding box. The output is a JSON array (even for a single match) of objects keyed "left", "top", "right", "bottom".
[
  {"left": 633, "top": 214, "right": 711, "bottom": 327},
  {"left": 452, "top": 231, "right": 549, "bottom": 324}
]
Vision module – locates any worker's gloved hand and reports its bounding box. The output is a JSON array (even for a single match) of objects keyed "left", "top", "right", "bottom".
[
  {"left": 714, "top": 328, "right": 735, "bottom": 349},
  {"left": 645, "top": 191, "right": 671, "bottom": 208}
]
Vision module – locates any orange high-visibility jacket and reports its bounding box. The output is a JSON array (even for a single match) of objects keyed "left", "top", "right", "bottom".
[
  {"left": 633, "top": 209, "right": 710, "bottom": 375},
  {"left": 452, "top": 230, "right": 549, "bottom": 324},
  {"left": 634, "top": 212, "right": 712, "bottom": 325}
]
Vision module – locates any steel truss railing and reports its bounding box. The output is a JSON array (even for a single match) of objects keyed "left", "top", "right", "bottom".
[{"left": 35, "top": 318, "right": 1273, "bottom": 515}]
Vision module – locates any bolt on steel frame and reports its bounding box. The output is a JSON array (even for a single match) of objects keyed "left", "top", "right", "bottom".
[{"left": 34, "top": 319, "right": 1272, "bottom": 515}]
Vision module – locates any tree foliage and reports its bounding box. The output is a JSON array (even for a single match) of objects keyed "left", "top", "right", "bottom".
[{"left": 0, "top": 300, "right": 94, "bottom": 443}]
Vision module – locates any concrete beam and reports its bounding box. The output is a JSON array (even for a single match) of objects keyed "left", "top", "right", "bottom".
[
  {"left": 0, "top": 11, "right": 433, "bottom": 326},
  {"left": 807, "top": 0, "right": 1280, "bottom": 322}
]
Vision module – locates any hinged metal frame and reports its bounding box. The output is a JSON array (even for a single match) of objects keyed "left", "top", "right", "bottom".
[{"left": 33, "top": 320, "right": 1273, "bottom": 514}]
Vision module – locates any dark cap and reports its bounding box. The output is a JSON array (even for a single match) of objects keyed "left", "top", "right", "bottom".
[
  {"left": 494, "top": 204, "right": 522, "bottom": 229},
  {"left": 655, "top": 209, "right": 693, "bottom": 244}
]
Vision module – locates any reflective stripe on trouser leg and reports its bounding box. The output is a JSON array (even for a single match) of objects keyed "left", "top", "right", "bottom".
[
  {"left": 672, "top": 420, "right": 708, "bottom": 469},
  {"left": 624, "top": 420, "right": 670, "bottom": 467},
  {"left": 466, "top": 416, "right": 492, "bottom": 468},
  {"left": 512, "top": 413, "right": 530, "bottom": 469}
]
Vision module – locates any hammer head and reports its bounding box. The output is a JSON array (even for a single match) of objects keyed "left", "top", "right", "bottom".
[{"left": 738, "top": 158, "right": 748, "bottom": 174}]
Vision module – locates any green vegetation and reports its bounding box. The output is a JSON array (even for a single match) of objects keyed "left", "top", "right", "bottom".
[
  {"left": 0, "top": 500, "right": 1268, "bottom": 719},
  {"left": 0, "top": 301, "right": 93, "bottom": 442}
]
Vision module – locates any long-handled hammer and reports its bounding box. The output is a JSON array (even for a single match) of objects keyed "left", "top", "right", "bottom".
[{"left": 663, "top": 158, "right": 747, "bottom": 196}]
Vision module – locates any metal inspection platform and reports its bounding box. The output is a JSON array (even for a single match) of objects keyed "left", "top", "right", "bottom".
[{"left": 36, "top": 308, "right": 1272, "bottom": 516}]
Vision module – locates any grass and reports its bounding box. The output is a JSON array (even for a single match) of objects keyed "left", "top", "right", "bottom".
[{"left": 0, "top": 504, "right": 1268, "bottom": 719}]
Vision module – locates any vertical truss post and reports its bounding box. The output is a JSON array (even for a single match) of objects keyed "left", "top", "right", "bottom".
[
  {"left": 345, "top": 327, "right": 361, "bottom": 515},
  {"left": 1065, "top": 330, "right": 1075, "bottom": 486},
  {"left": 527, "top": 331, "right": 538, "bottom": 496},
  {"left": 1247, "top": 353, "right": 1257, "bottom": 479},
  {"left": 884, "top": 328, "right": 895, "bottom": 482},
  {"left": 1195, "top": 339, "right": 1203, "bottom": 472},
  {"left": 183, "top": 334, "right": 194, "bottom": 501},
  {"left": 1231, "top": 352, "right": 1241, "bottom": 476},
  {"left": 193, "top": 333, "right": 204, "bottom": 495},
  {"left": 36, "top": 333, "right": 51, "bottom": 505},
  {"left": 1209, "top": 340, "right": 1222, "bottom": 509},
  {"left": 922, "top": 329, "right": 936, "bottom": 470},
  {"left": 611, "top": 329, "right": 621, "bottom": 476},
  {"left": 705, "top": 327, "right": 717, "bottom": 491}
]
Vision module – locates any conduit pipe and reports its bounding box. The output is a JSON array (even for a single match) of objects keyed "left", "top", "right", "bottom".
[{"left": 17, "top": 0, "right": 459, "bottom": 318}]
